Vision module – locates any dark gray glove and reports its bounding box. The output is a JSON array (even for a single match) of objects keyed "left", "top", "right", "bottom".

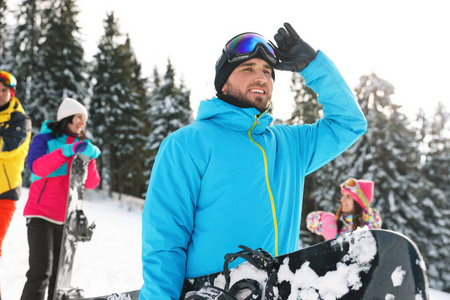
[{"left": 273, "top": 22, "right": 317, "bottom": 72}]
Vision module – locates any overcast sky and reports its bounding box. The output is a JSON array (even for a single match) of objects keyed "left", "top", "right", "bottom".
[{"left": 9, "top": 0, "right": 450, "bottom": 120}]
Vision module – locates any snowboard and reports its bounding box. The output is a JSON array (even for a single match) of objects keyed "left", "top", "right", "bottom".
[
  {"left": 181, "top": 229, "right": 429, "bottom": 300},
  {"left": 54, "top": 154, "right": 95, "bottom": 300},
  {"left": 74, "top": 229, "right": 429, "bottom": 300}
]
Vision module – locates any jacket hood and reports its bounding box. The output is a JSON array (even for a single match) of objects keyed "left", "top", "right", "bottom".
[
  {"left": 0, "top": 97, "right": 25, "bottom": 122},
  {"left": 196, "top": 97, "right": 273, "bottom": 134},
  {"left": 39, "top": 120, "right": 53, "bottom": 134}
]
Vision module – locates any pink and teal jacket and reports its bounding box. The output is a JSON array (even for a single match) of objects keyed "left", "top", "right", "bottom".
[{"left": 23, "top": 121, "right": 100, "bottom": 224}]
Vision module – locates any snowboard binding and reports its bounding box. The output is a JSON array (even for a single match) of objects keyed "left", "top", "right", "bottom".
[
  {"left": 185, "top": 245, "right": 279, "bottom": 300},
  {"left": 185, "top": 279, "right": 262, "bottom": 300},
  {"left": 68, "top": 209, "right": 95, "bottom": 242}
]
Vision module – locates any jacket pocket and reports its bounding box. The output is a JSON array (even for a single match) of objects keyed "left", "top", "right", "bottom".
[{"left": 37, "top": 179, "right": 48, "bottom": 204}]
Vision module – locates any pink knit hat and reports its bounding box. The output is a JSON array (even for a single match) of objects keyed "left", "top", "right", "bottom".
[{"left": 340, "top": 179, "right": 374, "bottom": 209}]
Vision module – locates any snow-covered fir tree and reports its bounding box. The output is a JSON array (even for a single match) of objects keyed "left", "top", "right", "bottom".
[
  {"left": 286, "top": 73, "right": 322, "bottom": 125},
  {"left": 144, "top": 59, "right": 192, "bottom": 176},
  {"left": 422, "top": 102, "right": 450, "bottom": 195},
  {"left": 2, "top": 0, "right": 47, "bottom": 132},
  {"left": 89, "top": 12, "right": 118, "bottom": 191},
  {"left": 311, "top": 73, "right": 418, "bottom": 220},
  {"left": 109, "top": 36, "right": 148, "bottom": 197},
  {"left": 33, "top": 0, "right": 89, "bottom": 128},
  {"left": 141, "top": 66, "right": 159, "bottom": 182},
  {"left": 90, "top": 13, "right": 149, "bottom": 198},
  {"left": 4, "top": 0, "right": 88, "bottom": 131},
  {"left": 413, "top": 102, "right": 450, "bottom": 290},
  {"left": 0, "top": 0, "right": 8, "bottom": 61},
  {"left": 284, "top": 73, "right": 323, "bottom": 245}
]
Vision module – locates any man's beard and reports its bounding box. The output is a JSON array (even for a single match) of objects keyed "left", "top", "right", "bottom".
[{"left": 224, "top": 83, "right": 271, "bottom": 113}]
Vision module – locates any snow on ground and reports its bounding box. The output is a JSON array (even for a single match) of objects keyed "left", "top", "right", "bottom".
[
  {"left": 1, "top": 188, "right": 143, "bottom": 299},
  {"left": 1, "top": 188, "right": 449, "bottom": 299}
]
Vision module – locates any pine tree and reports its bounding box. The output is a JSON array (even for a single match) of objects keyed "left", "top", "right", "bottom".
[
  {"left": 286, "top": 73, "right": 322, "bottom": 125},
  {"left": 422, "top": 102, "right": 450, "bottom": 194},
  {"left": 5, "top": 0, "right": 88, "bottom": 132},
  {"left": 2, "top": 0, "right": 45, "bottom": 132},
  {"left": 307, "top": 74, "right": 394, "bottom": 218},
  {"left": 415, "top": 102, "right": 450, "bottom": 290},
  {"left": 285, "top": 73, "right": 323, "bottom": 246},
  {"left": 0, "top": 0, "right": 8, "bottom": 62},
  {"left": 327, "top": 74, "right": 422, "bottom": 231},
  {"left": 110, "top": 36, "right": 148, "bottom": 197},
  {"left": 144, "top": 59, "right": 192, "bottom": 177},
  {"left": 141, "top": 66, "right": 159, "bottom": 182},
  {"left": 89, "top": 12, "right": 119, "bottom": 191},
  {"left": 90, "top": 13, "right": 149, "bottom": 197},
  {"left": 34, "top": 0, "right": 89, "bottom": 128}
]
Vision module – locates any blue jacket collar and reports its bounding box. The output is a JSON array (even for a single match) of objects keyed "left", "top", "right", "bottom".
[{"left": 196, "top": 97, "right": 273, "bottom": 134}]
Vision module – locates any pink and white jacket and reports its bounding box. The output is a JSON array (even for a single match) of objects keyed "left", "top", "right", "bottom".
[
  {"left": 306, "top": 208, "right": 382, "bottom": 240},
  {"left": 23, "top": 121, "right": 100, "bottom": 224}
]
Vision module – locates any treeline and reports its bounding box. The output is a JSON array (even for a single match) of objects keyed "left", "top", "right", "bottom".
[
  {"left": 0, "top": 0, "right": 192, "bottom": 197},
  {"left": 1, "top": 0, "right": 449, "bottom": 292}
]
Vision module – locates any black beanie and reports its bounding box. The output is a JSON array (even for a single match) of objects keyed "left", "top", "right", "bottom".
[{"left": 214, "top": 47, "right": 276, "bottom": 94}]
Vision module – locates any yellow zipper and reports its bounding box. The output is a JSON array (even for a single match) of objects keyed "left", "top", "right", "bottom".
[{"left": 248, "top": 114, "right": 279, "bottom": 256}]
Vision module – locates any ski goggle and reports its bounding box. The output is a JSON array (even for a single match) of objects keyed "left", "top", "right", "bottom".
[
  {"left": 217, "top": 33, "right": 278, "bottom": 71},
  {"left": 340, "top": 178, "right": 370, "bottom": 208},
  {"left": 0, "top": 71, "right": 17, "bottom": 88}
]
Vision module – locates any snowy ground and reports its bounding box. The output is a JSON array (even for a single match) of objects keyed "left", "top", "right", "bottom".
[
  {"left": 1, "top": 188, "right": 449, "bottom": 299},
  {"left": 1, "top": 188, "right": 143, "bottom": 299}
]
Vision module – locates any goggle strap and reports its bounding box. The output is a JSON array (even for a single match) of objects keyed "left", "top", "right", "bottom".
[{"left": 355, "top": 189, "right": 370, "bottom": 208}]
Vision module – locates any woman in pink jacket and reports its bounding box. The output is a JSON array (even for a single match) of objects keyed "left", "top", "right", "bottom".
[
  {"left": 306, "top": 178, "right": 382, "bottom": 241},
  {"left": 21, "top": 98, "right": 101, "bottom": 300}
]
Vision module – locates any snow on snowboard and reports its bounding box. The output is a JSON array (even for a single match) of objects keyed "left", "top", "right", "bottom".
[
  {"left": 182, "top": 229, "right": 429, "bottom": 299},
  {"left": 76, "top": 229, "right": 429, "bottom": 300},
  {"left": 54, "top": 154, "right": 95, "bottom": 300}
]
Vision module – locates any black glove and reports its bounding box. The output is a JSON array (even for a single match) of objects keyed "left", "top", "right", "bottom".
[{"left": 273, "top": 22, "right": 317, "bottom": 72}]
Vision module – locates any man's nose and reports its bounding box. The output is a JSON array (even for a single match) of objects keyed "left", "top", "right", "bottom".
[{"left": 254, "top": 70, "right": 268, "bottom": 83}]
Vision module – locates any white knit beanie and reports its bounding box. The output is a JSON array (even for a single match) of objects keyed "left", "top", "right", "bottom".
[{"left": 57, "top": 97, "right": 88, "bottom": 121}]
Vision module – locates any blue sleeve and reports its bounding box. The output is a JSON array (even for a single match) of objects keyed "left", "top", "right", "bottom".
[
  {"left": 298, "top": 51, "right": 367, "bottom": 175},
  {"left": 26, "top": 134, "right": 52, "bottom": 173},
  {"left": 140, "top": 136, "right": 199, "bottom": 300}
]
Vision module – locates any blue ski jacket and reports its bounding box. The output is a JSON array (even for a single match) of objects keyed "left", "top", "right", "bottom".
[{"left": 140, "top": 51, "right": 367, "bottom": 300}]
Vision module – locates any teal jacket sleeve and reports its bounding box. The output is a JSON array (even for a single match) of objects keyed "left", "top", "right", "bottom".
[
  {"left": 298, "top": 51, "right": 367, "bottom": 175},
  {"left": 140, "top": 137, "right": 199, "bottom": 300}
]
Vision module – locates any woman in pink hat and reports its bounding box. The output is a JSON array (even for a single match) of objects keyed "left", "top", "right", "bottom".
[{"left": 306, "top": 178, "right": 382, "bottom": 240}]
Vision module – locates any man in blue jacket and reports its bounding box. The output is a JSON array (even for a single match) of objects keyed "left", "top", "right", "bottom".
[{"left": 141, "top": 23, "right": 367, "bottom": 299}]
